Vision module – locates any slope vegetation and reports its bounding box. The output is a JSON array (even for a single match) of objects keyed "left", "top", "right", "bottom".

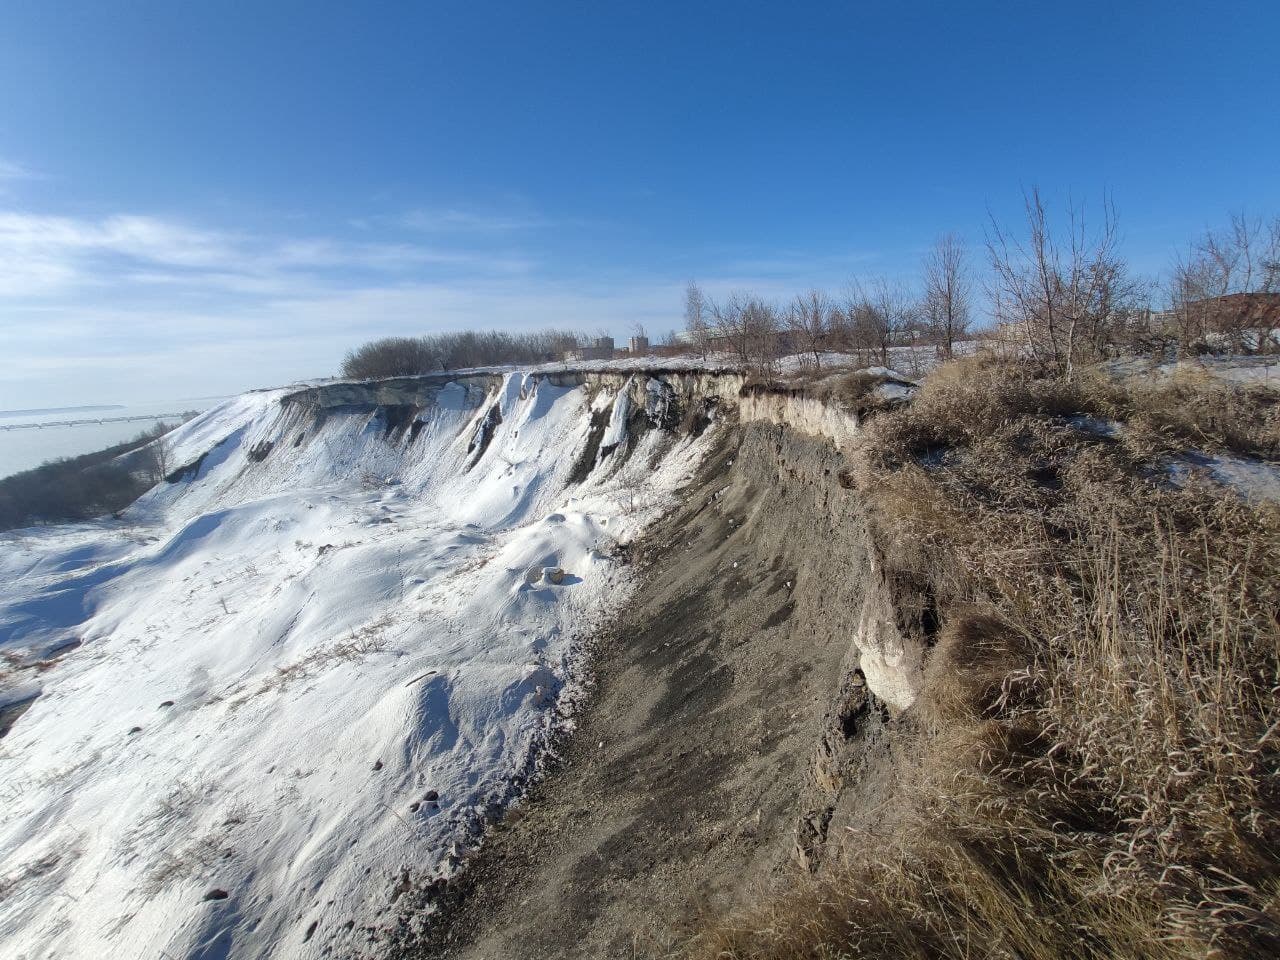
[{"left": 694, "top": 359, "right": 1280, "bottom": 960}]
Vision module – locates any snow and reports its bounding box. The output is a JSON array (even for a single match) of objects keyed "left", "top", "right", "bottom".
[
  {"left": 0, "top": 372, "right": 715, "bottom": 960},
  {"left": 599, "top": 377, "right": 634, "bottom": 454},
  {"left": 1067, "top": 415, "right": 1121, "bottom": 437},
  {"left": 1104, "top": 354, "right": 1280, "bottom": 388},
  {"left": 1166, "top": 450, "right": 1280, "bottom": 503}
]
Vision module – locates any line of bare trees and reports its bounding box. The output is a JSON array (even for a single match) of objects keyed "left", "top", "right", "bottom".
[
  {"left": 336, "top": 193, "right": 1278, "bottom": 386},
  {"left": 681, "top": 192, "right": 1279, "bottom": 377},
  {"left": 341, "top": 329, "right": 590, "bottom": 380},
  {"left": 682, "top": 234, "right": 971, "bottom": 374}
]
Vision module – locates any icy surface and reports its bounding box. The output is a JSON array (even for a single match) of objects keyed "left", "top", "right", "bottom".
[
  {"left": 0, "top": 372, "right": 713, "bottom": 960},
  {"left": 1167, "top": 450, "right": 1280, "bottom": 503}
]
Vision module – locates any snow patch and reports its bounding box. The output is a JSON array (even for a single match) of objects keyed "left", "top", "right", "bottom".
[{"left": 1167, "top": 451, "right": 1280, "bottom": 503}]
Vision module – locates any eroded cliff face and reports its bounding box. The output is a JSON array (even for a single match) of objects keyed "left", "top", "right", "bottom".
[
  {"left": 387, "top": 370, "right": 930, "bottom": 959},
  {"left": 284, "top": 368, "right": 925, "bottom": 716},
  {"left": 198, "top": 369, "right": 929, "bottom": 954},
  {"left": 1, "top": 364, "right": 928, "bottom": 960},
  {"left": 278, "top": 369, "right": 926, "bottom": 725}
]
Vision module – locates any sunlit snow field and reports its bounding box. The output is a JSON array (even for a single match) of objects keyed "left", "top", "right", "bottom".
[{"left": 0, "top": 372, "right": 713, "bottom": 959}]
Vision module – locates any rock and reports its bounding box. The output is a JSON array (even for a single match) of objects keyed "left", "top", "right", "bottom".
[
  {"left": 423, "top": 789, "right": 439, "bottom": 802},
  {"left": 544, "top": 567, "right": 565, "bottom": 585},
  {"left": 372, "top": 760, "right": 383, "bottom": 771},
  {"left": 203, "top": 888, "right": 230, "bottom": 901},
  {"left": 525, "top": 566, "right": 543, "bottom": 584},
  {"left": 128, "top": 726, "right": 143, "bottom": 735},
  {"left": 159, "top": 700, "right": 174, "bottom": 708}
]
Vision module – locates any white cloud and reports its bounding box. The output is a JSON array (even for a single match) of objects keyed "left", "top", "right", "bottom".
[{"left": 0, "top": 211, "right": 534, "bottom": 300}]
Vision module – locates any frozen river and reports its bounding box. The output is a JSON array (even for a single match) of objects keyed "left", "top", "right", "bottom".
[{"left": 0, "top": 399, "right": 221, "bottom": 478}]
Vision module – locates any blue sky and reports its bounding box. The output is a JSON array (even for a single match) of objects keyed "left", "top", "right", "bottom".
[{"left": 1, "top": 0, "right": 1277, "bottom": 406}]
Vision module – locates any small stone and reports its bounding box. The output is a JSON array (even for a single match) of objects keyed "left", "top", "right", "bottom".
[
  {"left": 159, "top": 701, "right": 174, "bottom": 708},
  {"left": 372, "top": 760, "right": 383, "bottom": 771},
  {"left": 423, "top": 789, "right": 438, "bottom": 802},
  {"left": 203, "top": 888, "right": 230, "bottom": 901},
  {"left": 128, "top": 726, "right": 143, "bottom": 735}
]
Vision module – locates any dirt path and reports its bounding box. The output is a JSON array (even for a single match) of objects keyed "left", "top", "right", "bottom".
[{"left": 397, "top": 422, "right": 887, "bottom": 959}]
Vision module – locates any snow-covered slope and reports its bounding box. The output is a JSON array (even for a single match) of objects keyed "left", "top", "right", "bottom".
[{"left": 0, "top": 371, "right": 717, "bottom": 960}]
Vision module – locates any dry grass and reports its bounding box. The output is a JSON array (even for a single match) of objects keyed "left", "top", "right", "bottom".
[
  {"left": 227, "top": 625, "right": 389, "bottom": 707},
  {"left": 1123, "top": 368, "right": 1280, "bottom": 459},
  {"left": 687, "top": 357, "right": 1280, "bottom": 960},
  {"left": 748, "top": 366, "right": 920, "bottom": 418}
]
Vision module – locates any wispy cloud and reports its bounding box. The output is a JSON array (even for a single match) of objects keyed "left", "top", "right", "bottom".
[
  {"left": 0, "top": 158, "right": 41, "bottom": 199},
  {"left": 350, "top": 206, "right": 555, "bottom": 235},
  {"left": 0, "top": 274, "right": 690, "bottom": 405},
  {"left": 399, "top": 208, "right": 553, "bottom": 233},
  {"left": 0, "top": 211, "right": 534, "bottom": 299},
  {"left": 0, "top": 202, "right": 902, "bottom": 407},
  {"left": 0, "top": 158, "right": 36, "bottom": 182}
]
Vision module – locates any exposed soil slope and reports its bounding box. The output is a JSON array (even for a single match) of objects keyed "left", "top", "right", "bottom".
[{"left": 400, "top": 418, "right": 901, "bottom": 959}]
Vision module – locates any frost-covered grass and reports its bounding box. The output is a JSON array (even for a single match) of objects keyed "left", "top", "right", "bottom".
[{"left": 0, "top": 372, "right": 715, "bottom": 960}]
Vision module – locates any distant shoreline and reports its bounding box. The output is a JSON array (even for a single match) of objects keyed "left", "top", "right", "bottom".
[{"left": 0, "top": 404, "right": 127, "bottom": 419}]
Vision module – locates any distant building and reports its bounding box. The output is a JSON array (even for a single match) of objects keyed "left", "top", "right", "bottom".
[
  {"left": 563, "top": 336, "right": 616, "bottom": 362},
  {"left": 1147, "top": 292, "right": 1280, "bottom": 350},
  {"left": 628, "top": 335, "right": 650, "bottom": 355}
]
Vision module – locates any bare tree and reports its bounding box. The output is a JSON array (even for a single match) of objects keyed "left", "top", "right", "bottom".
[
  {"left": 845, "top": 278, "right": 913, "bottom": 366},
  {"left": 922, "top": 233, "right": 971, "bottom": 357},
  {"left": 787, "top": 289, "right": 832, "bottom": 369},
  {"left": 743, "top": 297, "right": 782, "bottom": 372},
  {"left": 986, "top": 188, "right": 1134, "bottom": 377},
  {"left": 711, "top": 292, "right": 780, "bottom": 372},
  {"left": 684, "top": 281, "right": 713, "bottom": 359},
  {"left": 150, "top": 434, "right": 171, "bottom": 483}
]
